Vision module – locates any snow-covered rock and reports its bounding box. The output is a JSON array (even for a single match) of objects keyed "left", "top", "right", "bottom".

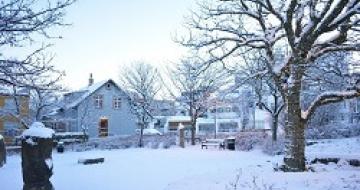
[{"left": 22, "top": 122, "right": 55, "bottom": 139}]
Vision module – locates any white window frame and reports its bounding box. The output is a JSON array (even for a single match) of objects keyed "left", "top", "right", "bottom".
[
  {"left": 113, "top": 97, "right": 121, "bottom": 109},
  {"left": 94, "top": 95, "right": 103, "bottom": 109}
]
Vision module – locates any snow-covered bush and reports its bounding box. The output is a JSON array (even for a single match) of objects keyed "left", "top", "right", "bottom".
[
  {"left": 262, "top": 136, "right": 285, "bottom": 156},
  {"left": 235, "top": 131, "right": 268, "bottom": 151},
  {"left": 306, "top": 123, "right": 360, "bottom": 139}
]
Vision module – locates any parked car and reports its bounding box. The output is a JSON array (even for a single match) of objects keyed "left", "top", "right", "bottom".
[{"left": 135, "top": 128, "right": 162, "bottom": 135}]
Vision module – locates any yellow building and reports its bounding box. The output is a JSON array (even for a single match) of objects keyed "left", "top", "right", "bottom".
[{"left": 0, "top": 90, "right": 30, "bottom": 144}]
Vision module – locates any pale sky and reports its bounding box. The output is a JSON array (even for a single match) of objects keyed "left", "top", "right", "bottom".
[{"left": 44, "top": 0, "right": 196, "bottom": 90}]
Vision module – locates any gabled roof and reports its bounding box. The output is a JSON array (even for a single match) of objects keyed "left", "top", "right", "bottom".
[{"left": 65, "top": 79, "right": 127, "bottom": 109}]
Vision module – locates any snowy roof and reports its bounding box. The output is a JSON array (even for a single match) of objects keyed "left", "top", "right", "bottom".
[
  {"left": 22, "top": 122, "right": 55, "bottom": 139},
  {"left": 165, "top": 116, "right": 240, "bottom": 124},
  {"left": 0, "top": 86, "right": 29, "bottom": 96},
  {"left": 65, "top": 79, "right": 125, "bottom": 109},
  {"left": 254, "top": 109, "right": 271, "bottom": 121},
  {"left": 166, "top": 116, "right": 191, "bottom": 122},
  {"left": 197, "top": 118, "right": 240, "bottom": 124}
]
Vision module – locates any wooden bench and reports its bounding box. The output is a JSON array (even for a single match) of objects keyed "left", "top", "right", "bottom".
[{"left": 201, "top": 139, "right": 225, "bottom": 149}]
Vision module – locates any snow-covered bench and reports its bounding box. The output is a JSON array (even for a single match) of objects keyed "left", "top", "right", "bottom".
[{"left": 201, "top": 139, "right": 225, "bottom": 149}]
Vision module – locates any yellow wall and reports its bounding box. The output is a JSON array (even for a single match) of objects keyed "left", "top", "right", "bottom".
[
  {"left": 0, "top": 95, "right": 29, "bottom": 129},
  {"left": 0, "top": 96, "right": 5, "bottom": 107}
]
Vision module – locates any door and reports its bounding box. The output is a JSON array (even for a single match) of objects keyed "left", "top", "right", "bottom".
[{"left": 98, "top": 118, "right": 108, "bottom": 137}]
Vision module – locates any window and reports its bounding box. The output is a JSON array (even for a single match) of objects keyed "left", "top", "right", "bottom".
[
  {"left": 218, "top": 122, "right": 238, "bottom": 132},
  {"left": 232, "top": 106, "right": 239, "bottom": 112},
  {"left": 198, "top": 124, "right": 215, "bottom": 134},
  {"left": 4, "top": 122, "right": 21, "bottom": 137},
  {"left": 94, "top": 95, "right": 103, "bottom": 109},
  {"left": 113, "top": 97, "right": 121, "bottom": 109}
]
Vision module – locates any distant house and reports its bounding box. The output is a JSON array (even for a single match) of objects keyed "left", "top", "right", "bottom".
[
  {"left": 44, "top": 75, "right": 137, "bottom": 138},
  {"left": 150, "top": 99, "right": 176, "bottom": 116},
  {"left": 153, "top": 87, "right": 272, "bottom": 135},
  {"left": 0, "top": 87, "right": 30, "bottom": 144}
]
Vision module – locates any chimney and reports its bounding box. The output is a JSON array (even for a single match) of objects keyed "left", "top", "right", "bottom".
[{"left": 89, "top": 73, "right": 94, "bottom": 86}]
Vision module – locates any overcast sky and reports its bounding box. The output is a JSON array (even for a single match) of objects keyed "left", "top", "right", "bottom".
[{"left": 44, "top": 0, "right": 196, "bottom": 90}]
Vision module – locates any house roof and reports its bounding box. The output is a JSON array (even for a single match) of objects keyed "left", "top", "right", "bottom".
[
  {"left": 0, "top": 86, "right": 29, "bottom": 96},
  {"left": 65, "top": 79, "right": 127, "bottom": 109},
  {"left": 166, "top": 116, "right": 191, "bottom": 122}
]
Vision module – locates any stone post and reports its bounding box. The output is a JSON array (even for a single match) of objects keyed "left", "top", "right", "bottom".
[
  {"left": 179, "top": 124, "right": 185, "bottom": 148},
  {"left": 0, "top": 135, "right": 6, "bottom": 167},
  {"left": 21, "top": 122, "right": 55, "bottom": 190}
]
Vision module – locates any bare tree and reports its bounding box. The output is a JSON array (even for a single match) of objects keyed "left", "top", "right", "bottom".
[
  {"left": 166, "top": 57, "right": 229, "bottom": 145},
  {"left": 31, "top": 87, "right": 61, "bottom": 121},
  {"left": 77, "top": 98, "right": 92, "bottom": 142},
  {"left": 236, "top": 52, "right": 284, "bottom": 141},
  {"left": 28, "top": 55, "right": 66, "bottom": 122},
  {"left": 0, "top": 0, "right": 75, "bottom": 127},
  {"left": 180, "top": 0, "right": 360, "bottom": 171},
  {"left": 119, "top": 62, "right": 161, "bottom": 148}
]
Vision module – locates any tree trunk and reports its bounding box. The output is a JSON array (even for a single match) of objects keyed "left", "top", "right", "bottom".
[
  {"left": 139, "top": 123, "right": 144, "bottom": 148},
  {"left": 272, "top": 115, "right": 278, "bottom": 142},
  {"left": 283, "top": 65, "right": 306, "bottom": 172},
  {"left": 189, "top": 106, "right": 196, "bottom": 145},
  {"left": 191, "top": 120, "right": 196, "bottom": 145}
]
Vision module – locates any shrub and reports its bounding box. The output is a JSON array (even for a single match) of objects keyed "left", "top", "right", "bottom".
[
  {"left": 306, "top": 123, "right": 360, "bottom": 139},
  {"left": 235, "top": 131, "right": 268, "bottom": 151},
  {"left": 261, "top": 136, "right": 285, "bottom": 156}
]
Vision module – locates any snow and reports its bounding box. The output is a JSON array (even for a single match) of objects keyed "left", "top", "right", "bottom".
[
  {"left": 315, "top": 30, "right": 341, "bottom": 45},
  {"left": 25, "top": 138, "right": 37, "bottom": 146},
  {"left": 166, "top": 116, "right": 191, "bottom": 122},
  {"left": 302, "top": 90, "right": 360, "bottom": 120},
  {"left": 272, "top": 60, "right": 286, "bottom": 74},
  {"left": 65, "top": 80, "right": 109, "bottom": 109},
  {"left": 178, "top": 123, "right": 185, "bottom": 130},
  {"left": 22, "top": 122, "right": 55, "bottom": 139},
  {"left": 143, "top": 128, "right": 162, "bottom": 135},
  {"left": 0, "top": 86, "right": 29, "bottom": 96},
  {"left": 45, "top": 158, "right": 53, "bottom": 169},
  {"left": 55, "top": 132, "right": 86, "bottom": 137},
  {"left": 0, "top": 134, "right": 3, "bottom": 140},
  {"left": 1, "top": 137, "right": 360, "bottom": 189},
  {"left": 306, "top": 138, "right": 360, "bottom": 160},
  {"left": 65, "top": 79, "right": 127, "bottom": 109}
]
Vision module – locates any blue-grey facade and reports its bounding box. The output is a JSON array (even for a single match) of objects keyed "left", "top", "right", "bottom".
[{"left": 46, "top": 79, "right": 137, "bottom": 138}]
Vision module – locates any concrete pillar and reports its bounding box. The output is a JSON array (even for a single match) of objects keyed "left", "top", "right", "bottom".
[{"left": 178, "top": 124, "right": 185, "bottom": 148}]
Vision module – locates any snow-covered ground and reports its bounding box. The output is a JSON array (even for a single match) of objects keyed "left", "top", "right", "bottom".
[{"left": 0, "top": 137, "right": 359, "bottom": 190}]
